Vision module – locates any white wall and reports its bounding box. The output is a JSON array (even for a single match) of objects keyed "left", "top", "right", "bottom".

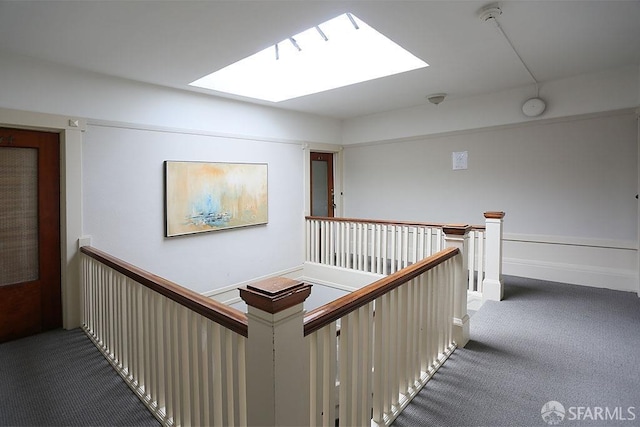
[
  {"left": 0, "top": 50, "right": 341, "bottom": 144},
  {"left": 343, "top": 110, "right": 638, "bottom": 291},
  {"left": 83, "top": 123, "right": 310, "bottom": 294},
  {"left": 0, "top": 50, "right": 342, "bottom": 296},
  {"left": 342, "top": 66, "right": 640, "bottom": 145},
  {"left": 2, "top": 49, "right": 639, "bottom": 296}
]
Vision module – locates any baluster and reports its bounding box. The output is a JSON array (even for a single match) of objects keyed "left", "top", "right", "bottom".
[
  {"left": 225, "top": 330, "right": 236, "bottom": 426},
  {"left": 435, "top": 228, "right": 443, "bottom": 252},
  {"left": 405, "top": 278, "right": 415, "bottom": 390},
  {"left": 390, "top": 287, "right": 400, "bottom": 410},
  {"left": 181, "top": 308, "right": 193, "bottom": 426},
  {"left": 448, "top": 259, "right": 455, "bottom": 346},
  {"left": 129, "top": 282, "right": 137, "bottom": 386},
  {"left": 190, "top": 314, "right": 202, "bottom": 426},
  {"left": 238, "top": 336, "right": 247, "bottom": 427},
  {"left": 115, "top": 275, "right": 124, "bottom": 369},
  {"left": 313, "top": 220, "right": 320, "bottom": 263},
  {"left": 338, "top": 315, "right": 352, "bottom": 425},
  {"left": 325, "top": 324, "right": 337, "bottom": 427},
  {"left": 402, "top": 226, "right": 409, "bottom": 268},
  {"left": 346, "top": 222, "right": 352, "bottom": 269},
  {"left": 477, "top": 230, "right": 485, "bottom": 293},
  {"left": 410, "top": 277, "right": 420, "bottom": 386},
  {"left": 439, "top": 264, "right": 447, "bottom": 356},
  {"left": 353, "top": 222, "right": 362, "bottom": 271},
  {"left": 363, "top": 224, "right": 370, "bottom": 273},
  {"left": 351, "top": 311, "right": 360, "bottom": 425},
  {"left": 397, "top": 285, "right": 408, "bottom": 399},
  {"left": 329, "top": 221, "right": 336, "bottom": 267},
  {"left": 359, "top": 305, "right": 374, "bottom": 425},
  {"left": 309, "top": 332, "right": 320, "bottom": 427},
  {"left": 124, "top": 277, "right": 133, "bottom": 380},
  {"left": 324, "top": 220, "right": 331, "bottom": 265},
  {"left": 212, "top": 323, "right": 224, "bottom": 426},
  {"left": 372, "top": 294, "right": 386, "bottom": 424},
  {"left": 338, "top": 222, "right": 344, "bottom": 267},
  {"left": 169, "top": 302, "right": 181, "bottom": 426},
  {"left": 305, "top": 219, "right": 311, "bottom": 262},
  {"left": 390, "top": 225, "right": 397, "bottom": 274},
  {"left": 371, "top": 224, "right": 378, "bottom": 274},
  {"left": 154, "top": 294, "right": 165, "bottom": 417},
  {"left": 418, "top": 273, "right": 428, "bottom": 376},
  {"left": 143, "top": 287, "right": 152, "bottom": 398},
  {"left": 468, "top": 230, "right": 476, "bottom": 292},
  {"left": 428, "top": 269, "right": 437, "bottom": 370}
]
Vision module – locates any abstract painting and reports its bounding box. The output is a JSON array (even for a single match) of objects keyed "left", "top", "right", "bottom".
[{"left": 164, "top": 161, "right": 268, "bottom": 237}]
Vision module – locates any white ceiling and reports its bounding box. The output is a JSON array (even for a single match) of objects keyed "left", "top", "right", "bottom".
[{"left": 1, "top": 0, "right": 639, "bottom": 119}]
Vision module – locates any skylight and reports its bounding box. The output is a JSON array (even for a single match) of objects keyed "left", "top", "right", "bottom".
[{"left": 189, "top": 13, "right": 428, "bottom": 102}]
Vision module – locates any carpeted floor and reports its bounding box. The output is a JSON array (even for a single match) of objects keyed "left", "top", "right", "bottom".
[
  {"left": 0, "top": 328, "right": 159, "bottom": 426},
  {"left": 393, "top": 276, "right": 640, "bottom": 427}
]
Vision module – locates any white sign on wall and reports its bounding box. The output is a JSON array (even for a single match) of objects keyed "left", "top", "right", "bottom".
[{"left": 452, "top": 151, "right": 468, "bottom": 170}]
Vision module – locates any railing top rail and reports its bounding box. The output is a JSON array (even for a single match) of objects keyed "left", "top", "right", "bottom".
[
  {"left": 81, "top": 246, "right": 249, "bottom": 337},
  {"left": 303, "top": 247, "right": 459, "bottom": 336},
  {"left": 306, "top": 216, "right": 446, "bottom": 228},
  {"left": 306, "top": 216, "right": 486, "bottom": 231}
]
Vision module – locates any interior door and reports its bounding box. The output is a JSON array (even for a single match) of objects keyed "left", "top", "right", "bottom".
[
  {"left": 0, "top": 127, "right": 61, "bottom": 343},
  {"left": 310, "top": 152, "right": 334, "bottom": 217}
]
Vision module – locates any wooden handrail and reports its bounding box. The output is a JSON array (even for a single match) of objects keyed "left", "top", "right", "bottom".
[
  {"left": 306, "top": 216, "right": 486, "bottom": 231},
  {"left": 306, "top": 216, "right": 446, "bottom": 228},
  {"left": 80, "top": 246, "right": 249, "bottom": 337},
  {"left": 303, "top": 247, "right": 459, "bottom": 336}
]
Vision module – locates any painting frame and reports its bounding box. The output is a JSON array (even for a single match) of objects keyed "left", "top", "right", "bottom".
[{"left": 164, "top": 161, "right": 268, "bottom": 237}]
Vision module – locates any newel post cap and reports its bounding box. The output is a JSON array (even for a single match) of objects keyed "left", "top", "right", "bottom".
[
  {"left": 240, "top": 277, "right": 311, "bottom": 314},
  {"left": 484, "top": 211, "right": 505, "bottom": 219},
  {"left": 443, "top": 224, "right": 471, "bottom": 236}
]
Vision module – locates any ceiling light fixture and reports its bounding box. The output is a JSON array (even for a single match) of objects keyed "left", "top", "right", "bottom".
[
  {"left": 427, "top": 93, "right": 447, "bottom": 105},
  {"left": 479, "top": 4, "right": 546, "bottom": 117}
]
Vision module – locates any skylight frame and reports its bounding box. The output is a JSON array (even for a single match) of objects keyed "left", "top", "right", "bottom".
[{"left": 190, "top": 13, "right": 429, "bottom": 102}]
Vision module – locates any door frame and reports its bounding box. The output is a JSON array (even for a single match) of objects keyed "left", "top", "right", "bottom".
[
  {"left": 304, "top": 143, "right": 343, "bottom": 218},
  {"left": 0, "top": 107, "right": 85, "bottom": 329},
  {"left": 310, "top": 151, "right": 335, "bottom": 217}
]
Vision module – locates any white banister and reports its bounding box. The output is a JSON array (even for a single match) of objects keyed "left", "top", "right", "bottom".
[
  {"left": 304, "top": 247, "right": 461, "bottom": 427},
  {"left": 482, "top": 211, "right": 506, "bottom": 301},
  {"left": 444, "top": 225, "right": 471, "bottom": 347},
  {"left": 239, "top": 277, "right": 312, "bottom": 427},
  {"left": 80, "top": 247, "right": 248, "bottom": 427},
  {"left": 467, "top": 227, "right": 485, "bottom": 294},
  {"left": 305, "top": 214, "right": 504, "bottom": 302}
]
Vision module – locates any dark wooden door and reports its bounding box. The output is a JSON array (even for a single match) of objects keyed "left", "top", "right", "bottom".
[
  {"left": 0, "top": 127, "right": 61, "bottom": 343},
  {"left": 310, "top": 152, "right": 335, "bottom": 217}
]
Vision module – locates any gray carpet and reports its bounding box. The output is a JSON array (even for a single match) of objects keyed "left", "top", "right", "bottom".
[
  {"left": 0, "top": 328, "right": 160, "bottom": 426},
  {"left": 393, "top": 276, "right": 640, "bottom": 427}
]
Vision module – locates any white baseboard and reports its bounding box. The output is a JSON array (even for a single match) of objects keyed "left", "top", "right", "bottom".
[
  {"left": 503, "top": 234, "right": 638, "bottom": 294},
  {"left": 504, "top": 257, "right": 638, "bottom": 293}
]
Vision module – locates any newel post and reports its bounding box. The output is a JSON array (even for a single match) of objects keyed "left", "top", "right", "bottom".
[
  {"left": 443, "top": 224, "right": 470, "bottom": 348},
  {"left": 240, "top": 277, "right": 312, "bottom": 427},
  {"left": 482, "top": 211, "right": 505, "bottom": 301}
]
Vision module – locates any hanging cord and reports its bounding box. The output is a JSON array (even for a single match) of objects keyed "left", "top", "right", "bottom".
[{"left": 486, "top": 12, "right": 540, "bottom": 97}]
